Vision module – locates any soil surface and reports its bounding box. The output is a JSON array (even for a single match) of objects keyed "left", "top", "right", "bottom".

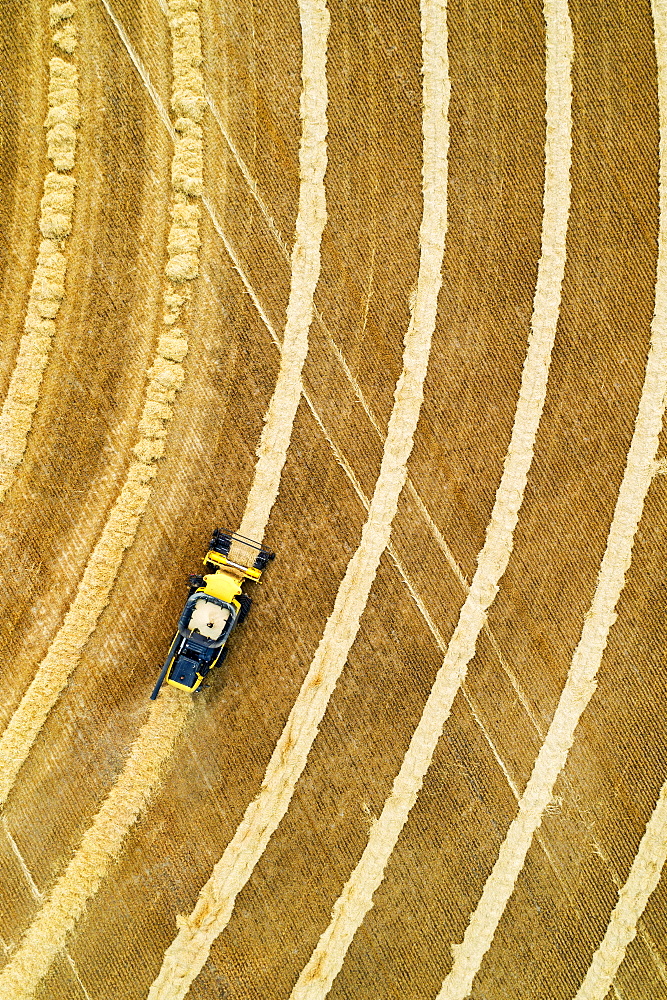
[{"left": 0, "top": 1, "right": 665, "bottom": 999}]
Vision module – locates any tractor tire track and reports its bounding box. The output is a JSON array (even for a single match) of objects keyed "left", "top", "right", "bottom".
[{"left": 573, "top": 778, "right": 667, "bottom": 1000}]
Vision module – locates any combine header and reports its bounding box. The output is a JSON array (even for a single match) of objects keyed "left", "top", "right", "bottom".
[{"left": 150, "top": 530, "right": 274, "bottom": 700}]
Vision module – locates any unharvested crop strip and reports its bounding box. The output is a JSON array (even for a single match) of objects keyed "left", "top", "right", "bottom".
[
  {"left": 435, "top": 8, "right": 667, "bottom": 998},
  {"left": 147, "top": 2, "right": 448, "bottom": 995},
  {"left": 0, "top": 4, "right": 80, "bottom": 504},
  {"left": 0, "top": 0, "right": 201, "bottom": 815},
  {"left": 289, "top": 2, "right": 572, "bottom": 995}
]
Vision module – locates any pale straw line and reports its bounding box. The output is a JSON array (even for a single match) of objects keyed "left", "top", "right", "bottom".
[
  {"left": 438, "top": 9, "right": 667, "bottom": 997},
  {"left": 146, "top": 0, "right": 448, "bottom": 991},
  {"left": 570, "top": 4, "right": 667, "bottom": 994},
  {"left": 290, "top": 0, "right": 571, "bottom": 994}
]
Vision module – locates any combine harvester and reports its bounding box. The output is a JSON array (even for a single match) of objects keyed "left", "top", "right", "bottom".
[{"left": 150, "top": 530, "right": 274, "bottom": 700}]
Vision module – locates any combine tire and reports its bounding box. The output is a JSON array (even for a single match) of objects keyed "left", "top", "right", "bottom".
[{"left": 237, "top": 594, "right": 252, "bottom": 624}]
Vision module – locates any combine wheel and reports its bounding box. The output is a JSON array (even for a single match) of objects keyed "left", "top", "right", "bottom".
[{"left": 237, "top": 594, "right": 252, "bottom": 624}]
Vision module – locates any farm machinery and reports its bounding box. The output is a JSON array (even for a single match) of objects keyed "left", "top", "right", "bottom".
[{"left": 150, "top": 530, "right": 274, "bottom": 700}]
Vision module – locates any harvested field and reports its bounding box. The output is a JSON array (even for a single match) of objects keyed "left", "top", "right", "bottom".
[{"left": 0, "top": 0, "right": 666, "bottom": 998}]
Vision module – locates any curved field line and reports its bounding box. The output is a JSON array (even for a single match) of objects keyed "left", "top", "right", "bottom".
[
  {"left": 436, "top": 17, "right": 667, "bottom": 1000},
  {"left": 146, "top": 3, "right": 448, "bottom": 996},
  {"left": 205, "top": 49, "right": 538, "bottom": 723},
  {"left": 237, "top": 0, "right": 329, "bottom": 542},
  {"left": 0, "top": 0, "right": 329, "bottom": 993},
  {"left": 573, "top": 781, "right": 667, "bottom": 1000},
  {"left": 0, "top": 0, "right": 200, "bottom": 810},
  {"left": 571, "top": 4, "right": 667, "bottom": 996},
  {"left": 100, "top": 0, "right": 173, "bottom": 134},
  {"left": 103, "top": 0, "right": 537, "bottom": 728},
  {"left": 288, "top": 1, "right": 572, "bottom": 996},
  {"left": 0, "top": 3, "right": 80, "bottom": 505},
  {"left": 0, "top": 689, "right": 190, "bottom": 1000},
  {"left": 439, "top": 327, "right": 667, "bottom": 1000}
]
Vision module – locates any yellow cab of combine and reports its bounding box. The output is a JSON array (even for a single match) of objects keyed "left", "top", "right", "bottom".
[{"left": 150, "top": 530, "right": 274, "bottom": 700}]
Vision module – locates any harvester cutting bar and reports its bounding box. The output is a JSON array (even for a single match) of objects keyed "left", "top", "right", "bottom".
[
  {"left": 210, "top": 529, "right": 275, "bottom": 570},
  {"left": 226, "top": 531, "right": 265, "bottom": 549}
]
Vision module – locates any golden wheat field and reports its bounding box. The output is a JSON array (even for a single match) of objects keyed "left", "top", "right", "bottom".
[{"left": 0, "top": 0, "right": 666, "bottom": 997}]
